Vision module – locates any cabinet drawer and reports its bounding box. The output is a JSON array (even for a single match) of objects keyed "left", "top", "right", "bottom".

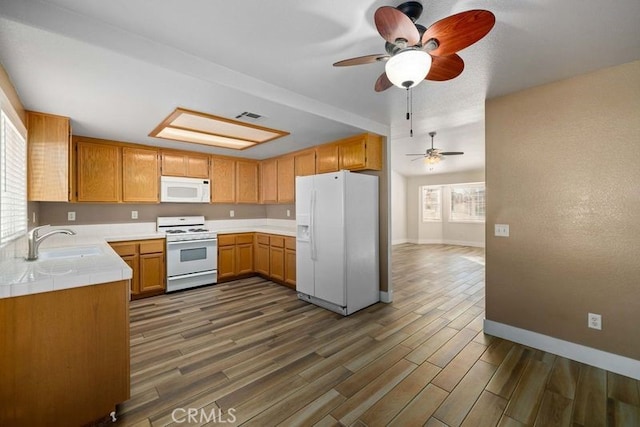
[
  {"left": 256, "top": 234, "right": 270, "bottom": 245},
  {"left": 110, "top": 242, "right": 137, "bottom": 257},
  {"left": 235, "top": 233, "right": 254, "bottom": 245},
  {"left": 218, "top": 234, "right": 236, "bottom": 247},
  {"left": 285, "top": 237, "right": 296, "bottom": 250},
  {"left": 270, "top": 236, "right": 285, "bottom": 248},
  {"left": 139, "top": 239, "right": 164, "bottom": 254}
]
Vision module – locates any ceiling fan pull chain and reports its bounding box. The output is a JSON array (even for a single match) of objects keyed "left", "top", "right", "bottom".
[{"left": 407, "top": 88, "right": 414, "bottom": 137}]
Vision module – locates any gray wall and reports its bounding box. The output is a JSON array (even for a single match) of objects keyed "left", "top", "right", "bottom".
[{"left": 37, "top": 202, "right": 296, "bottom": 225}]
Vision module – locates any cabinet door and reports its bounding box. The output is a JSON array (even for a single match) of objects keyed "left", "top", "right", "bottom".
[
  {"left": 161, "top": 152, "right": 187, "bottom": 177},
  {"left": 255, "top": 238, "right": 270, "bottom": 276},
  {"left": 186, "top": 155, "right": 209, "bottom": 178},
  {"left": 316, "top": 144, "right": 339, "bottom": 173},
  {"left": 218, "top": 245, "right": 236, "bottom": 280},
  {"left": 76, "top": 140, "right": 121, "bottom": 202},
  {"left": 284, "top": 249, "right": 296, "bottom": 289},
  {"left": 211, "top": 157, "right": 236, "bottom": 203},
  {"left": 236, "top": 243, "right": 254, "bottom": 275},
  {"left": 139, "top": 252, "right": 165, "bottom": 294},
  {"left": 236, "top": 160, "right": 259, "bottom": 203},
  {"left": 294, "top": 149, "right": 316, "bottom": 177},
  {"left": 27, "top": 111, "right": 70, "bottom": 202},
  {"left": 269, "top": 246, "right": 285, "bottom": 281},
  {"left": 277, "top": 156, "right": 295, "bottom": 203},
  {"left": 260, "top": 159, "right": 277, "bottom": 204},
  {"left": 122, "top": 147, "right": 159, "bottom": 202},
  {"left": 339, "top": 136, "right": 367, "bottom": 170}
]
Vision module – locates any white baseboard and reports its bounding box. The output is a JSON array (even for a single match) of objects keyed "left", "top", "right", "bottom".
[
  {"left": 484, "top": 319, "right": 640, "bottom": 380},
  {"left": 380, "top": 290, "right": 393, "bottom": 303},
  {"left": 392, "top": 238, "right": 409, "bottom": 245}
]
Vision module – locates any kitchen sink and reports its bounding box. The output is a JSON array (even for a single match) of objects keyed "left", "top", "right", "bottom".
[{"left": 38, "top": 245, "right": 104, "bottom": 260}]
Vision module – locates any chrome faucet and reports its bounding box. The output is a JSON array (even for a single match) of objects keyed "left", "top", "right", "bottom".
[{"left": 26, "top": 225, "right": 76, "bottom": 261}]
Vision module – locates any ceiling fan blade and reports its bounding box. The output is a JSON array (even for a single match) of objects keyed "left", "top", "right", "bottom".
[
  {"left": 374, "top": 6, "right": 420, "bottom": 46},
  {"left": 440, "top": 152, "right": 464, "bottom": 155},
  {"left": 333, "top": 54, "right": 390, "bottom": 67},
  {"left": 406, "top": 154, "right": 425, "bottom": 156},
  {"left": 374, "top": 72, "right": 393, "bottom": 92},
  {"left": 411, "top": 157, "right": 425, "bottom": 162},
  {"left": 422, "top": 10, "right": 495, "bottom": 57},
  {"left": 425, "top": 54, "right": 464, "bottom": 81}
]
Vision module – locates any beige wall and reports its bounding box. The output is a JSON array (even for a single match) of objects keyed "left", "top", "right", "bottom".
[
  {"left": 391, "top": 170, "right": 408, "bottom": 245},
  {"left": 485, "top": 60, "right": 640, "bottom": 360}
]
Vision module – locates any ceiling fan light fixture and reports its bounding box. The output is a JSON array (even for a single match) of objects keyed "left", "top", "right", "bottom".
[
  {"left": 424, "top": 155, "right": 441, "bottom": 165},
  {"left": 385, "top": 49, "right": 432, "bottom": 89}
]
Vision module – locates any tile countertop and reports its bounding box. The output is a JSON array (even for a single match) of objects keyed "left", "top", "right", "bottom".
[{"left": 0, "top": 219, "right": 296, "bottom": 299}]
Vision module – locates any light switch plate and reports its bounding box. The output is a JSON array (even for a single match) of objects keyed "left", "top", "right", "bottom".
[
  {"left": 286, "top": 209, "right": 291, "bottom": 217},
  {"left": 131, "top": 210, "right": 138, "bottom": 219},
  {"left": 67, "top": 211, "right": 76, "bottom": 221},
  {"left": 494, "top": 224, "right": 509, "bottom": 237},
  {"left": 230, "top": 210, "right": 235, "bottom": 218}
]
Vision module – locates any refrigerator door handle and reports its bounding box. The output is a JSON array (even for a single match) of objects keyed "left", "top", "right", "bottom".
[{"left": 310, "top": 189, "right": 317, "bottom": 260}]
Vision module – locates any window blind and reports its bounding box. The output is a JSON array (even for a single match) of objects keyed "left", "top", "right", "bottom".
[{"left": 0, "top": 109, "right": 27, "bottom": 247}]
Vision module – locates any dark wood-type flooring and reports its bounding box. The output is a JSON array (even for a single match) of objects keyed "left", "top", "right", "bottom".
[{"left": 117, "top": 244, "right": 640, "bottom": 426}]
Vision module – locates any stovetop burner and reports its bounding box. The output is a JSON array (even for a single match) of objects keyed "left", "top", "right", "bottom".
[{"left": 157, "top": 216, "right": 217, "bottom": 242}]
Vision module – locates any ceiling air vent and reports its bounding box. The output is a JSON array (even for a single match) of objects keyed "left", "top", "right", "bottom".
[{"left": 235, "top": 111, "right": 264, "bottom": 121}]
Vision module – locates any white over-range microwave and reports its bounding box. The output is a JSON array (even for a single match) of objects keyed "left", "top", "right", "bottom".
[{"left": 160, "top": 176, "right": 210, "bottom": 203}]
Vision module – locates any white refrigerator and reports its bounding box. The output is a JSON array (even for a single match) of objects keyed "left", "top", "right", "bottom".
[{"left": 296, "top": 170, "right": 379, "bottom": 315}]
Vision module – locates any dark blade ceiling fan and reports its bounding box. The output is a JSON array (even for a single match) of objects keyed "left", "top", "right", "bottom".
[
  {"left": 333, "top": 1, "right": 495, "bottom": 92},
  {"left": 406, "top": 131, "right": 463, "bottom": 164}
]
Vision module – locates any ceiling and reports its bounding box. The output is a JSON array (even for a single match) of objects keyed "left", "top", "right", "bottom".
[{"left": 0, "top": 0, "right": 639, "bottom": 176}]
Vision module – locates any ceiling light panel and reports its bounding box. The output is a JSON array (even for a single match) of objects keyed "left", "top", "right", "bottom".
[{"left": 150, "top": 107, "right": 289, "bottom": 150}]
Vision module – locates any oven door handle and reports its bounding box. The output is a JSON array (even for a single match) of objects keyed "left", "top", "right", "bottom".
[
  {"left": 168, "top": 270, "right": 217, "bottom": 280},
  {"left": 167, "top": 238, "right": 218, "bottom": 246}
]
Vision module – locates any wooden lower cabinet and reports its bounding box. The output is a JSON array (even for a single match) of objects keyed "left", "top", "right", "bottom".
[
  {"left": 284, "top": 237, "right": 296, "bottom": 288},
  {"left": 269, "top": 235, "right": 285, "bottom": 281},
  {"left": 255, "top": 234, "right": 270, "bottom": 276},
  {"left": 109, "top": 239, "right": 165, "bottom": 299},
  {"left": 218, "top": 233, "right": 254, "bottom": 281},
  {"left": 0, "top": 281, "right": 130, "bottom": 426},
  {"left": 219, "top": 232, "right": 295, "bottom": 287}
]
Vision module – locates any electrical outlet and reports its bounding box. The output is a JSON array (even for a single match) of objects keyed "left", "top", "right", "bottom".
[
  {"left": 286, "top": 209, "right": 291, "bottom": 217},
  {"left": 131, "top": 210, "right": 138, "bottom": 220},
  {"left": 588, "top": 313, "right": 602, "bottom": 330},
  {"left": 68, "top": 211, "right": 76, "bottom": 221},
  {"left": 230, "top": 210, "right": 235, "bottom": 218},
  {"left": 494, "top": 224, "right": 509, "bottom": 237}
]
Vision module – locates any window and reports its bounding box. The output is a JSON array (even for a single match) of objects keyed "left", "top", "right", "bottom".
[
  {"left": 450, "top": 183, "right": 485, "bottom": 222},
  {"left": 421, "top": 186, "right": 441, "bottom": 221},
  {"left": 0, "top": 109, "right": 27, "bottom": 247}
]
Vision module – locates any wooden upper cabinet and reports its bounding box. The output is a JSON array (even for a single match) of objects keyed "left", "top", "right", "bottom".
[
  {"left": 236, "top": 160, "right": 259, "bottom": 203},
  {"left": 76, "top": 139, "right": 121, "bottom": 202},
  {"left": 338, "top": 133, "right": 382, "bottom": 171},
  {"left": 316, "top": 143, "right": 340, "bottom": 174},
  {"left": 211, "top": 156, "right": 236, "bottom": 203},
  {"left": 122, "top": 147, "right": 159, "bottom": 202},
  {"left": 294, "top": 149, "right": 316, "bottom": 177},
  {"left": 260, "top": 159, "right": 277, "bottom": 204},
  {"left": 26, "top": 111, "right": 71, "bottom": 201},
  {"left": 277, "top": 156, "right": 295, "bottom": 203},
  {"left": 161, "top": 151, "right": 209, "bottom": 178}
]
